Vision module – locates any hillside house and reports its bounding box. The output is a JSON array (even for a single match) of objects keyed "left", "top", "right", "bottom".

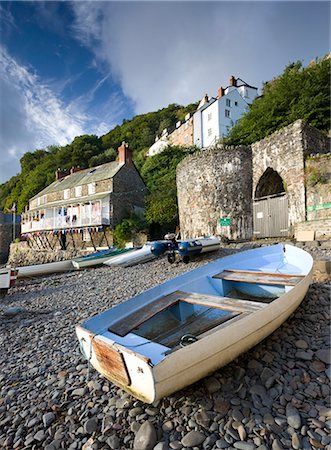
[
  {"left": 147, "top": 113, "right": 194, "bottom": 157},
  {"left": 21, "top": 143, "right": 146, "bottom": 248},
  {"left": 193, "top": 76, "right": 258, "bottom": 148}
]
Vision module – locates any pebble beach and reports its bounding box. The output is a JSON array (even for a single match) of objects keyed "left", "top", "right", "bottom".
[{"left": 0, "top": 243, "right": 330, "bottom": 450}]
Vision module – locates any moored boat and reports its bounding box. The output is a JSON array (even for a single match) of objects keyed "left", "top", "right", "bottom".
[
  {"left": 0, "top": 267, "right": 18, "bottom": 297},
  {"left": 76, "top": 244, "right": 313, "bottom": 403}
]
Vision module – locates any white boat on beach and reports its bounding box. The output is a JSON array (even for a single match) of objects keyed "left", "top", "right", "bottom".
[
  {"left": 76, "top": 244, "right": 313, "bottom": 403},
  {"left": 103, "top": 242, "right": 168, "bottom": 268},
  {"left": 0, "top": 267, "right": 18, "bottom": 297},
  {"left": 17, "top": 260, "right": 74, "bottom": 279},
  {"left": 72, "top": 248, "right": 131, "bottom": 269}
]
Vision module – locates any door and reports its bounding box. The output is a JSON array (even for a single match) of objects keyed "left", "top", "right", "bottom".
[{"left": 253, "top": 193, "right": 288, "bottom": 238}]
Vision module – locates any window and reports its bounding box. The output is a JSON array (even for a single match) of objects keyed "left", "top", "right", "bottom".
[
  {"left": 88, "top": 183, "right": 95, "bottom": 195},
  {"left": 226, "top": 99, "right": 231, "bottom": 107},
  {"left": 75, "top": 186, "right": 82, "bottom": 197},
  {"left": 208, "top": 128, "right": 212, "bottom": 137},
  {"left": 225, "top": 109, "right": 230, "bottom": 118},
  {"left": 36, "top": 197, "right": 40, "bottom": 206},
  {"left": 184, "top": 135, "right": 188, "bottom": 144},
  {"left": 64, "top": 189, "right": 70, "bottom": 200},
  {"left": 207, "top": 113, "right": 212, "bottom": 121},
  {"left": 235, "top": 101, "right": 238, "bottom": 106}
]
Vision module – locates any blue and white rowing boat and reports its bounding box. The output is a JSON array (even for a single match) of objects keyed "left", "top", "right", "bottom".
[{"left": 76, "top": 244, "right": 313, "bottom": 403}]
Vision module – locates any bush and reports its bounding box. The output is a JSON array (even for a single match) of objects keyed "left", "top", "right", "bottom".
[{"left": 113, "top": 215, "right": 147, "bottom": 248}]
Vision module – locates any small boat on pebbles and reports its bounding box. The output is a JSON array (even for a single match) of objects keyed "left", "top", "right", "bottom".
[
  {"left": 0, "top": 267, "right": 18, "bottom": 297},
  {"left": 76, "top": 244, "right": 313, "bottom": 403},
  {"left": 17, "top": 260, "right": 74, "bottom": 279},
  {"left": 104, "top": 242, "right": 168, "bottom": 268},
  {"left": 72, "top": 248, "right": 131, "bottom": 269}
]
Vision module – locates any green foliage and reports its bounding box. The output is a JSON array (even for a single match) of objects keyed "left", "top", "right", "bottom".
[
  {"left": 141, "top": 145, "right": 198, "bottom": 227},
  {"left": 226, "top": 57, "right": 331, "bottom": 146},
  {"left": 305, "top": 166, "right": 328, "bottom": 187},
  {"left": 113, "top": 215, "right": 147, "bottom": 248}
]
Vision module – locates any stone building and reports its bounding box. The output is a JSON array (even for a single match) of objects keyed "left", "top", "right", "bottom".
[
  {"left": 177, "top": 146, "right": 253, "bottom": 241},
  {"left": 21, "top": 143, "right": 146, "bottom": 250},
  {"left": 177, "top": 120, "right": 330, "bottom": 240}
]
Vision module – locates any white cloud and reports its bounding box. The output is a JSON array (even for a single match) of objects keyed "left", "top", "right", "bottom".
[
  {"left": 71, "top": 1, "right": 330, "bottom": 115},
  {"left": 0, "top": 47, "right": 88, "bottom": 183}
]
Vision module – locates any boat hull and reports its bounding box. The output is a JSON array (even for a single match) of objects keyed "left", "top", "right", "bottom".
[
  {"left": 17, "top": 260, "right": 74, "bottom": 278},
  {"left": 76, "top": 244, "right": 313, "bottom": 403}
]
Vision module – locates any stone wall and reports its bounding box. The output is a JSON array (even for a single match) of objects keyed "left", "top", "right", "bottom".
[
  {"left": 0, "top": 213, "right": 21, "bottom": 264},
  {"left": 112, "top": 165, "right": 146, "bottom": 226},
  {"left": 8, "top": 228, "right": 114, "bottom": 266},
  {"left": 305, "top": 154, "right": 331, "bottom": 221},
  {"left": 295, "top": 218, "right": 331, "bottom": 240},
  {"left": 177, "top": 145, "right": 252, "bottom": 240}
]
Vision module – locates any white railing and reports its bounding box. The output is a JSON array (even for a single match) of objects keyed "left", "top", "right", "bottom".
[{"left": 21, "top": 215, "right": 110, "bottom": 233}]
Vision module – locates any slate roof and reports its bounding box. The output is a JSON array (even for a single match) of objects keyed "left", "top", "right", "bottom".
[{"left": 31, "top": 161, "right": 124, "bottom": 200}]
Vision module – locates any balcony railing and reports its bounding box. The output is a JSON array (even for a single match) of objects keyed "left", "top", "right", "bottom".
[{"left": 21, "top": 215, "right": 110, "bottom": 233}]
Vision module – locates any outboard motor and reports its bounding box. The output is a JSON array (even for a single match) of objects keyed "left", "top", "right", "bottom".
[{"left": 164, "top": 233, "right": 178, "bottom": 264}]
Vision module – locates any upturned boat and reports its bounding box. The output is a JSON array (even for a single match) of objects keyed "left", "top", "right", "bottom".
[
  {"left": 76, "top": 244, "right": 313, "bottom": 403},
  {"left": 0, "top": 267, "right": 18, "bottom": 297},
  {"left": 72, "top": 248, "right": 131, "bottom": 269},
  {"left": 17, "top": 260, "right": 74, "bottom": 278},
  {"left": 104, "top": 241, "right": 168, "bottom": 267}
]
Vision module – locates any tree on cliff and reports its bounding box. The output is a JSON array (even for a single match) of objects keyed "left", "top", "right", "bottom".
[{"left": 225, "top": 56, "right": 330, "bottom": 146}]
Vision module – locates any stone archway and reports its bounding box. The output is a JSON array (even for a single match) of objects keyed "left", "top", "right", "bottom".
[
  {"left": 255, "top": 167, "right": 286, "bottom": 198},
  {"left": 253, "top": 168, "right": 289, "bottom": 238}
]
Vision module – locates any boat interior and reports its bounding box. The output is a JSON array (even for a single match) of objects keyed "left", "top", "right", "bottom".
[{"left": 107, "top": 268, "right": 305, "bottom": 361}]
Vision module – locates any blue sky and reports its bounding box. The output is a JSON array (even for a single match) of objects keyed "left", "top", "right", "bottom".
[{"left": 0, "top": 1, "right": 330, "bottom": 184}]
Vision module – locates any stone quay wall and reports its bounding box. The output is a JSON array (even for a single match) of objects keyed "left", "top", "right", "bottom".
[{"left": 177, "top": 145, "right": 253, "bottom": 240}]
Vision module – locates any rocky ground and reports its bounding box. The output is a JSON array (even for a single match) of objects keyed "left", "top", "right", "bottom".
[{"left": 0, "top": 242, "right": 330, "bottom": 450}]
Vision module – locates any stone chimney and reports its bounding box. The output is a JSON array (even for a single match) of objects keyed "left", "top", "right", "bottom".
[
  {"left": 118, "top": 142, "right": 133, "bottom": 166},
  {"left": 70, "top": 165, "right": 81, "bottom": 174},
  {"left": 55, "top": 168, "right": 67, "bottom": 181},
  {"left": 230, "top": 76, "right": 237, "bottom": 87},
  {"left": 218, "top": 86, "right": 225, "bottom": 98}
]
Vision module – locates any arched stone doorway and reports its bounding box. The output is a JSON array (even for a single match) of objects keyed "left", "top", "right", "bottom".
[{"left": 253, "top": 168, "right": 289, "bottom": 238}]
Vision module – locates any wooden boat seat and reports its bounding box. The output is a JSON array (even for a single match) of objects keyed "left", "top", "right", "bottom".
[
  {"left": 212, "top": 269, "right": 305, "bottom": 286},
  {"left": 109, "top": 290, "right": 267, "bottom": 338}
]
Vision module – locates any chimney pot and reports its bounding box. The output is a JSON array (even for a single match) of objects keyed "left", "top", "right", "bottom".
[
  {"left": 230, "top": 76, "right": 237, "bottom": 87},
  {"left": 118, "top": 142, "right": 133, "bottom": 166},
  {"left": 218, "top": 86, "right": 225, "bottom": 98}
]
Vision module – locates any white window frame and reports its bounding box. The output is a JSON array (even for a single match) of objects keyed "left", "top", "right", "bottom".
[
  {"left": 226, "top": 99, "right": 231, "bottom": 107},
  {"left": 225, "top": 109, "right": 230, "bottom": 118},
  {"left": 88, "top": 182, "right": 96, "bottom": 195},
  {"left": 64, "top": 189, "right": 70, "bottom": 200},
  {"left": 75, "top": 186, "right": 82, "bottom": 197}
]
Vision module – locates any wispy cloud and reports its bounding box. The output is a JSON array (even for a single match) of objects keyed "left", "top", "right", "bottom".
[{"left": 0, "top": 46, "right": 86, "bottom": 183}]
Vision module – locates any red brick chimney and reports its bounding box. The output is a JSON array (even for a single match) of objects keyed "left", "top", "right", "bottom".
[
  {"left": 70, "top": 165, "right": 81, "bottom": 174},
  {"left": 230, "top": 76, "right": 237, "bottom": 87},
  {"left": 55, "top": 168, "right": 67, "bottom": 181},
  {"left": 118, "top": 142, "right": 133, "bottom": 166},
  {"left": 218, "top": 86, "right": 225, "bottom": 98}
]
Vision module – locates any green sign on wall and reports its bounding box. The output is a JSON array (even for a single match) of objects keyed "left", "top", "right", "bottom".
[{"left": 220, "top": 217, "right": 231, "bottom": 226}]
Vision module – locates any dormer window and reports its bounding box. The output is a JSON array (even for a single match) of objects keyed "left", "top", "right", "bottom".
[{"left": 75, "top": 186, "right": 82, "bottom": 197}]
